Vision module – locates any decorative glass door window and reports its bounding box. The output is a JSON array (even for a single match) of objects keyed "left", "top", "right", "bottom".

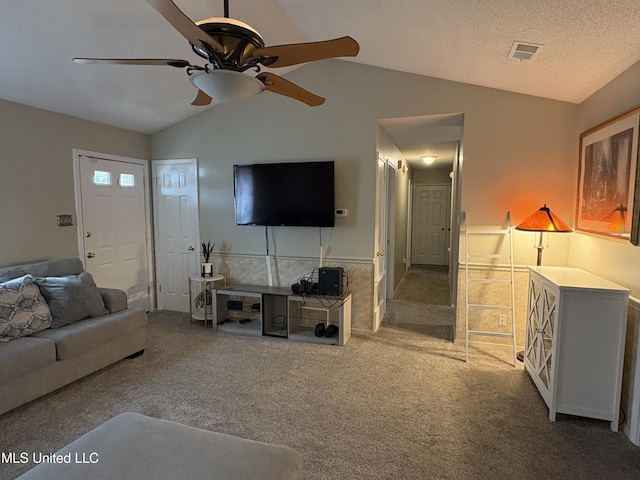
[
  {"left": 92, "top": 170, "right": 111, "bottom": 186},
  {"left": 119, "top": 173, "right": 135, "bottom": 187}
]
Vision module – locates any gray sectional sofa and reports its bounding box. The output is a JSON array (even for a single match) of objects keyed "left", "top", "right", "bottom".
[{"left": 0, "top": 258, "right": 147, "bottom": 415}]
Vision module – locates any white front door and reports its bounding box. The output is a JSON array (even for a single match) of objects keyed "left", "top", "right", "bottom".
[
  {"left": 153, "top": 159, "right": 199, "bottom": 312},
  {"left": 412, "top": 184, "right": 451, "bottom": 265},
  {"left": 76, "top": 154, "right": 151, "bottom": 311}
]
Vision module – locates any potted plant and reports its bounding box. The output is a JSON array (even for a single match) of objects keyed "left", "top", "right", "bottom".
[{"left": 201, "top": 240, "right": 215, "bottom": 277}]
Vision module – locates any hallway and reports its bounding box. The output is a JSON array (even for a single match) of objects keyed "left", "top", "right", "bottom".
[
  {"left": 392, "top": 265, "right": 451, "bottom": 306},
  {"left": 383, "top": 265, "right": 456, "bottom": 340}
]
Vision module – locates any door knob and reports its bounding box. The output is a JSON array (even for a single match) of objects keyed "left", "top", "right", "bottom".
[
  {"left": 87, "top": 252, "right": 96, "bottom": 258},
  {"left": 85, "top": 232, "right": 92, "bottom": 238},
  {"left": 188, "top": 245, "right": 195, "bottom": 251}
]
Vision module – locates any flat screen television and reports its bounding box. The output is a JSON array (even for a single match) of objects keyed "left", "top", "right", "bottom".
[{"left": 234, "top": 161, "right": 335, "bottom": 227}]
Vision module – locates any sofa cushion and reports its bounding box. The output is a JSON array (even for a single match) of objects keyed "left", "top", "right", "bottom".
[
  {"left": 22, "top": 258, "right": 85, "bottom": 278},
  {"left": 34, "top": 272, "right": 108, "bottom": 328},
  {"left": 33, "top": 308, "right": 147, "bottom": 360},
  {"left": 0, "top": 275, "right": 53, "bottom": 342},
  {"left": 0, "top": 336, "right": 56, "bottom": 383}
]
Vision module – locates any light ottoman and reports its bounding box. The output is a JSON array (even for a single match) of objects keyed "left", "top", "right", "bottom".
[{"left": 18, "top": 412, "right": 303, "bottom": 480}]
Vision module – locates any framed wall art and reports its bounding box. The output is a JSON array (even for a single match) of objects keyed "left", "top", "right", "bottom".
[{"left": 576, "top": 106, "right": 640, "bottom": 243}]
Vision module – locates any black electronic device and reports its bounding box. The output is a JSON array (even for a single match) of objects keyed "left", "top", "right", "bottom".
[
  {"left": 291, "top": 280, "right": 318, "bottom": 295},
  {"left": 233, "top": 161, "right": 335, "bottom": 227},
  {"left": 318, "top": 267, "right": 343, "bottom": 296},
  {"left": 227, "top": 300, "right": 243, "bottom": 311}
]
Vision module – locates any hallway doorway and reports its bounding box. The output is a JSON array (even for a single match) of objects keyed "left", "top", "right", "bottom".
[{"left": 377, "top": 112, "right": 464, "bottom": 340}]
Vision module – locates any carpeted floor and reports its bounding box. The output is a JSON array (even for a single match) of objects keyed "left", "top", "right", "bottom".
[
  {"left": 392, "top": 264, "right": 452, "bottom": 306},
  {"left": 386, "top": 264, "right": 455, "bottom": 341},
  {"left": 2, "top": 269, "right": 640, "bottom": 479}
]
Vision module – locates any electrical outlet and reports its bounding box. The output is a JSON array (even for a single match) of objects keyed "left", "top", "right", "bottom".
[{"left": 498, "top": 314, "right": 507, "bottom": 326}]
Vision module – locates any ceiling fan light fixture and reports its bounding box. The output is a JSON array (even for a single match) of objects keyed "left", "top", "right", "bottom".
[
  {"left": 195, "top": 17, "right": 262, "bottom": 37},
  {"left": 189, "top": 70, "right": 265, "bottom": 104}
]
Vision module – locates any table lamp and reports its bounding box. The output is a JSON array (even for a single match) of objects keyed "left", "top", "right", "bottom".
[
  {"left": 603, "top": 203, "right": 628, "bottom": 234},
  {"left": 515, "top": 204, "right": 572, "bottom": 266}
]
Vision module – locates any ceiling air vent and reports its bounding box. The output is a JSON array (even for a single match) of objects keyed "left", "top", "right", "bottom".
[{"left": 508, "top": 41, "right": 543, "bottom": 61}]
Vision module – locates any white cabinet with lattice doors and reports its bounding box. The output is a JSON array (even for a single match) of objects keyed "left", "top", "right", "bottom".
[
  {"left": 524, "top": 266, "right": 629, "bottom": 431},
  {"left": 524, "top": 272, "right": 556, "bottom": 406}
]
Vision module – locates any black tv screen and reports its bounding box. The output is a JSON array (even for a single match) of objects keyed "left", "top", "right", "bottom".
[{"left": 234, "top": 161, "right": 335, "bottom": 227}]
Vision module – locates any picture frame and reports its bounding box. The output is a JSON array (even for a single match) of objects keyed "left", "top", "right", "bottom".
[{"left": 576, "top": 106, "right": 640, "bottom": 243}]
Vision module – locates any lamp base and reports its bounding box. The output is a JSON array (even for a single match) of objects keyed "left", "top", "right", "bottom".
[{"left": 536, "top": 231, "right": 545, "bottom": 266}]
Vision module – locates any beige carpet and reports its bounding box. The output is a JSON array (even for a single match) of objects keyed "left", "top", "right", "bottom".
[
  {"left": 393, "top": 264, "right": 452, "bottom": 306},
  {"left": 386, "top": 265, "right": 455, "bottom": 341},
  {"left": 2, "top": 309, "right": 640, "bottom": 479}
]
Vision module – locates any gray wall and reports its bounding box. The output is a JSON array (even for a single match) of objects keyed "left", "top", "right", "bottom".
[
  {"left": 0, "top": 99, "right": 150, "bottom": 265},
  {"left": 570, "top": 60, "right": 640, "bottom": 297},
  {"left": 151, "top": 59, "right": 578, "bottom": 329},
  {"left": 569, "top": 59, "right": 640, "bottom": 444},
  {"left": 151, "top": 59, "right": 578, "bottom": 266}
]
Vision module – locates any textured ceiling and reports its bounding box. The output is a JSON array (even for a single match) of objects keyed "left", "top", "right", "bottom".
[
  {"left": 379, "top": 114, "right": 463, "bottom": 170},
  {"left": 2, "top": 0, "right": 640, "bottom": 143}
]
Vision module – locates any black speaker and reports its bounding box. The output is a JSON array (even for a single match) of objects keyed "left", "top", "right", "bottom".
[{"left": 318, "top": 267, "right": 343, "bottom": 296}]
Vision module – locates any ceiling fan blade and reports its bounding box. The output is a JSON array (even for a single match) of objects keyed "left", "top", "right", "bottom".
[
  {"left": 145, "top": 0, "right": 224, "bottom": 52},
  {"left": 191, "top": 89, "right": 213, "bottom": 106},
  {"left": 257, "top": 72, "right": 325, "bottom": 107},
  {"left": 73, "top": 58, "right": 193, "bottom": 68},
  {"left": 254, "top": 36, "right": 359, "bottom": 68}
]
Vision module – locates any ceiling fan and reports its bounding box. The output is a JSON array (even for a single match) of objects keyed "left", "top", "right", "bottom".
[{"left": 73, "top": 0, "right": 360, "bottom": 107}]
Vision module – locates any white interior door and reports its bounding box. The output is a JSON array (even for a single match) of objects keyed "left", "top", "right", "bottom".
[
  {"left": 412, "top": 184, "right": 451, "bottom": 265},
  {"left": 386, "top": 163, "right": 396, "bottom": 297},
  {"left": 77, "top": 154, "right": 150, "bottom": 311},
  {"left": 153, "top": 159, "right": 199, "bottom": 312},
  {"left": 373, "top": 155, "right": 388, "bottom": 330}
]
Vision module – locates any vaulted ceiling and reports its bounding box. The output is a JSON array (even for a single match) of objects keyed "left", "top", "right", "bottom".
[{"left": 3, "top": 0, "right": 640, "bottom": 143}]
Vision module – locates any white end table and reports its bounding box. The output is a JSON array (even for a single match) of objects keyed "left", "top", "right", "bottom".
[{"left": 189, "top": 274, "right": 225, "bottom": 327}]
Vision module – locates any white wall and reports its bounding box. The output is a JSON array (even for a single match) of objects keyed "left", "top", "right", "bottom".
[
  {"left": 150, "top": 59, "right": 579, "bottom": 265},
  {"left": 559, "top": 59, "right": 640, "bottom": 445},
  {"left": 570, "top": 60, "right": 640, "bottom": 298},
  {"left": 0, "top": 99, "right": 150, "bottom": 265}
]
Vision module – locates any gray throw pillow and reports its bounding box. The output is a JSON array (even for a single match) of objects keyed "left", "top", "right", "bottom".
[
  {"left": 0, "top": 275, "right": 53, "bottom": 342},
  {"left": 34, "top": 272, "right": 108, "bottom": 328},
  {"left": 0, "top": 267, "right": 27, "bottom": 283}
]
